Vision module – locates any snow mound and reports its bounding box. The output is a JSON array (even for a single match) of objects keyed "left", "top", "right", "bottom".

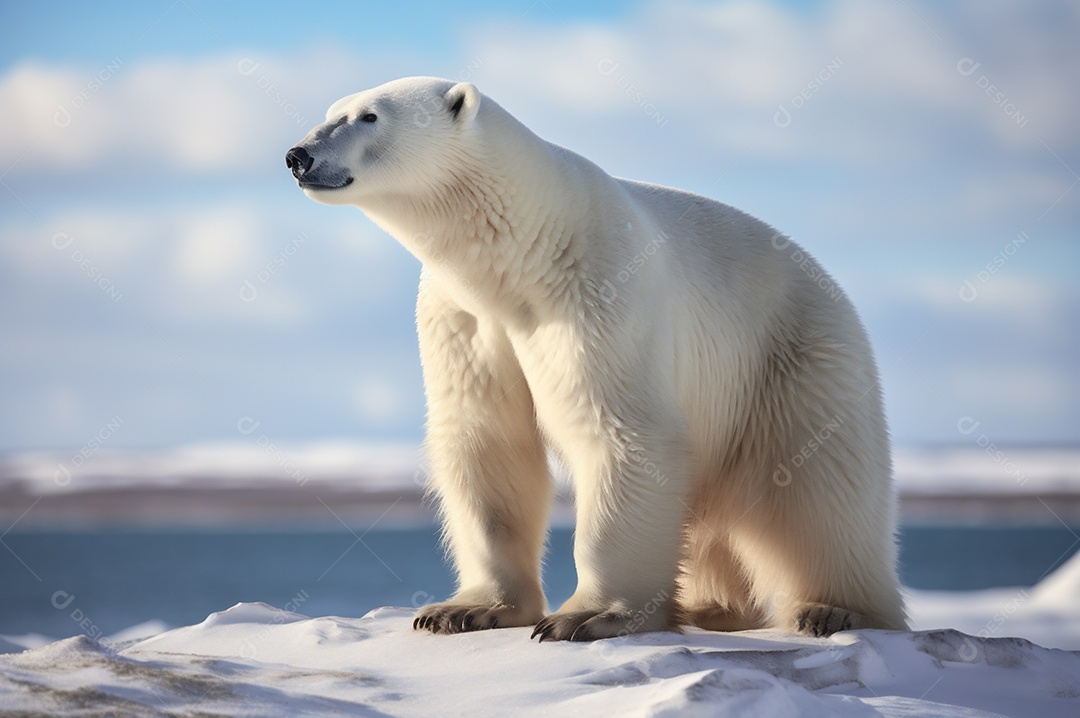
[
  {"left": 908, "top": 550, "right": 1080, "bottom": 650},
  {"left": 1032, "top": 548, "right": 1080, "bottom": 607},
  {"left": 2, "top": 605, "right": 1078, "bottom": 717}
]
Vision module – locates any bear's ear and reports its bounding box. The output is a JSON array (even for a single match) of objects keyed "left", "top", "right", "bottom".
[{"left": 444, "top": 82, "right": 481, "bottom": 124}]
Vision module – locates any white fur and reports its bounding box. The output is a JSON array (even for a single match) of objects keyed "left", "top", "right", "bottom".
[{"left": 289, "top": 77, "right": 907, "bottom": 640}]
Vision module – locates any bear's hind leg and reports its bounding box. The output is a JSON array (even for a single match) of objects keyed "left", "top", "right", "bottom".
[
  {"left": 679, "top": 524, "right": 764, "bottom": 632},
  {"left": 729, "top": 463, "right": 908, "bottom": 638},
  {"left": 683, "top": 605, "right": 763, "bottom": 632}
]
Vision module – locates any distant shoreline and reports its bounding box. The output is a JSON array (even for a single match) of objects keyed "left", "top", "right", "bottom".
[
  {"left": 3, "top": 444, "right": 1078, "bottom": 528},
  {"left": 3, "top": 483, "right": 1078, "bottom": 529}
]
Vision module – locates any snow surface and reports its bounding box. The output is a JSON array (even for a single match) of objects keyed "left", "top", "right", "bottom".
[
  {"left": 908, "top": 548, "right": 1080, "bottom": 651},
  {"left": 3, "top": 553, "right": 1080, "bottom": 717}
]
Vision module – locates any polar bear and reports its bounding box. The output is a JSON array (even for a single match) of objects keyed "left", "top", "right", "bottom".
[{"left": 286, "top": 77, "right": 907, "bottom": 641}]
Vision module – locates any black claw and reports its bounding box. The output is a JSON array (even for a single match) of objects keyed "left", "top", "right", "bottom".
[
  {"left": 532, "top": 619, "right": 552, "bottom": 642},
  {"left": 454, "top": 611, "right": 470, "bottom": 633},
  {"left": 416, "top": 605, "right": 524, "bottom": 636}
]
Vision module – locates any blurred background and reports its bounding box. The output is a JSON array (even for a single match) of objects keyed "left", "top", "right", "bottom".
[{"left": 1, "top": 1, "right": 1078, "bottom": 645}]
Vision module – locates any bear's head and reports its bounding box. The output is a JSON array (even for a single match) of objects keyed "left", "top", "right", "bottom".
[{"left": 285, "top": 76, "right": 482, "bottom": 207}]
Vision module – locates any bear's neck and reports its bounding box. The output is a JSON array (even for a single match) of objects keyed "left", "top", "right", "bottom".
[{"left": 360, "top": 119, "right": 599, "bottom": 319}]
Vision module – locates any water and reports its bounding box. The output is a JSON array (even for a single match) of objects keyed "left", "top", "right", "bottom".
[{"left": 2, "top": 526, "right": 1077, "bottom": 641}]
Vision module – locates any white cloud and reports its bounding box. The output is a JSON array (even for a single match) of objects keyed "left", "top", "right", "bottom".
[
  {"left": 0, "top": 204, "right": 315, "bottom": 325},
  {"left": 0, "top": 48, "right": 376, "bottom": 177},
  {"left": 465, "top": 0, "right": 1079, "bottom": 164},
  {"left": 912, "top": 273, "right": 1062, "bottom": 322},
  {"left": 352, "top": 378, "right": 409, "bottom": 424},
  {"left": 0, "top": 209, "right": 152, "bottom": 280},
  {"left": 0, "top": 2, "right": 1074, "bottom": 184},
  {"left": 0, "top": 62, "right": 118, "bottom": 168},
  {"left": 951, "top": 366, "right": 1076, "bottom": 419},
  {"left": 957, "top": 171, "right": 1077, "bottom": 218},
  {"left": 0, "top": 0, "right": 1075, "bottom": 450},
  {"left": 0, "top": 1, "right": 1071, "bottom": 182},
  {"left": 173, "top": 208, "right": 259, "bottom": 284},
  {"left": 123, "top": 59, "right": 260, "bottom": 171}
]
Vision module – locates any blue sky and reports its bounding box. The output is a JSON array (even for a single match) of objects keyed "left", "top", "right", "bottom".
[{"left": 1, "top": 0, "right": 1077, "bottom": 453}]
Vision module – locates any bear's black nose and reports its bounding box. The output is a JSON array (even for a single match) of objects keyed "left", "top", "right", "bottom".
[{"left": 285, "top": 146, "right": 314, "bottom": 179}]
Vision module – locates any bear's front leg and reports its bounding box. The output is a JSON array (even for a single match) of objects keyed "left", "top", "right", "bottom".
[
  {"left": 532, "top": 425, "right": 689, "bottom": 642},
  {"left": 412, "top": 283, "right": 551, "bottom": 634}
]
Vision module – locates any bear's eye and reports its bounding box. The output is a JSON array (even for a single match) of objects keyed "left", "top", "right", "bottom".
[{"left": 360, "top": 113, "right": 377, "bottom": 123}]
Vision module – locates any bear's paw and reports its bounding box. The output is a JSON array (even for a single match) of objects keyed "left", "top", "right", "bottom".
[
  {"left": 794, "top": 603, "right": 871, "bottom": 637},
  {"left": 531, "top": 608, "right": 673, "bottom": 642},
  {"left": 413, "top": 602, "right": 542, "bottom": 634}
]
